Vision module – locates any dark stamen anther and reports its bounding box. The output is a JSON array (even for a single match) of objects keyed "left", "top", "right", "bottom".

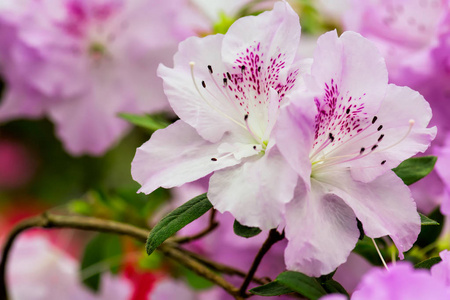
[
  {"left": 201, "top": 81, "right": 206, "bottom": 88},
  {"left": 372, "top": 116, "right": 378, "bottom": 124},
  {"left": 211, "top": 158, "right": 217, "bottom": 161},
  {"left": 207, "top": 65, "right": 213, "bottom": 73},
  {"left": 227, "top": 72, "right": 231, "bottom": 80},
  {"left": 223, "top": 78, "right": 227, "bottom": 86},
  {"left": 328, "top": 133, "right": 335, "bottom": 142},
  {"left": 346, "top": 108, "right": 351, "bottom": 114},
  {"left": 378, "top": 134, "right": 384, "bottom": 142},
  {"left": 360, "top": 147, "right": 365, "bottom": 154},
  {"left": 241, "top": 65, "right": 246, "bottom": 73},
  {"left": 371, "top": 144, "right": 378, "bottom": 151},
  {"left": 381, "top": 160, "right": 386, "bottom": 165},
  {"left": 253, "top": 145, "right": 257, "bottom": 150},
  {"left": 258, "top": 66, "right": 261, "bottom": 72},
  {"left": 377, "top": 125, "right": 383, "bottom": 131},
  {"left": 244, "top": 114, "right": 249, "bottom": 121}
]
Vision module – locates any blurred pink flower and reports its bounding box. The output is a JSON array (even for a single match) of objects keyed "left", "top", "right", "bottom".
[
  {"left": 275, "top": 30, "right": 435, "bottom": 276},
  {"left": 322, "top": 250, "right": 450, "bottom": 300},
  {"left": 0, "top": 0, "right": 199, "bottom": 155},
  {"left": 6, "top": 234, "right": 133, "bottom": 300}
]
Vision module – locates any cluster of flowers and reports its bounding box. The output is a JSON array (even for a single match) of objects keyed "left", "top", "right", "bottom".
[
  {"left": 0, "top": 0, "right": 449, "bottom": 299},
  {"left": 132, "top": 1, "right": 436, "bottom": 276}
]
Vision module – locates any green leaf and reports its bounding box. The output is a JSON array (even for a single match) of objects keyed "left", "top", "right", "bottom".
[
  {"left": 233, "top": 219, "right": 262, "bottom": 238},
  {"left": 80, "top": 234, "right": 123, "bottom": 292},
  {"left": 146, "top": 193, "right": 212, "bottom": 255},
  {"left": 250, "top": 281, "right": 295, "bottom": 296},
  {"left": 420, "top": 213, "right": 440, "bottom": 226},
  {"left": 118, "top": 113, "right": 170, "bottom": 132},
  {"left": 276, "top": 271, "right": 327, "bottom": 300},
  {"left": 392, "top": 156, "right": 437, "bottom": 185},
  {"left": 415, "top": 256, "right": 442, "bottom": 269}
]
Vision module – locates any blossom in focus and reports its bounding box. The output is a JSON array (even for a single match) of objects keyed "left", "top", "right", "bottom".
[
  {"left": 132, "top": 1, "right": 306, "bottom": 230},
  {"left": 6, "top": 234, "right": 133, "bottom": 300},
  {"left": 275, "top": 30, "right": 436, "bottom": 276},
  {"left": 321, "top": 250, "right": 450, "bottom": 300},
  {"left": 0, "top": 0, "right": 199, "bottom": 155}
]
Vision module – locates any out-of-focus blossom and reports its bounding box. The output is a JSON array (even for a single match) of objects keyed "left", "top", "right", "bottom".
[
  {"left": 344, "top": 0, "right": 447, "bottom": 82},
  {"left": 435, "top": 134, "right": 450, "bottom": 214},
  {"left": 133, "top": 2, "right": 306, "bottom": 231},
  {"left": 0, "top": 138, "right": 37, "bottom": 189},
  {"left": 6, "top": 234, "right": 133, "bottom": 300},
  {"left": 0, "top": 0, "right": 200, "bottom": 155},
  {"left": 275, "top": 30, "right": 435, "bottom": 276},
  {"left": 322, "top": 250, "right": 450, "bottom": 300}
]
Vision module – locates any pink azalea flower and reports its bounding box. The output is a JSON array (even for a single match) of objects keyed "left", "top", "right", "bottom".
[
  {"left": 274, "top": 30, "right": 436, "bottom": 276},
  {"left": 0, "top": 0, "right": 198, "bottom": 155},
  {"left": 321, "top": 250, "right": 450, "bottom": 300},
  {"left": 132, "top": 2, "right": 306, "bottom": 230},
  {"left": 6, "top": 234, "right": 133, "bottom": 300}
]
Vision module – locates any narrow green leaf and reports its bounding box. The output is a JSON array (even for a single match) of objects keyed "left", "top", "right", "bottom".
[
  {"left": 80, "top": 234, "right": 123, "bottom": 292},
  {"left": 420, "top": 213, "right": 440, "bottom": 226},
  {"left": 233, "top": 219, "right": 262, "bottom": 238},
  {"left": 118, "top": 113, "right": 170, "bottom": 131},
  {"left": 146, "top": 193, "right": 212, "bottom": 255},
  {"left": 392, "top": 156, "right": 437, "bottom": 185},
  {"left": 415, "top": 256, "right": 442, "bottom": 269},
  {"left": 277, "top": 271, "right": 327, "bottom": 300},
  {"left": 250, "top": 281, "right": 295, "bottom": 296}
]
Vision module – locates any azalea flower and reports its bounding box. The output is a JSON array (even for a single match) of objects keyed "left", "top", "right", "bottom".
[
  {"left": 320, "top": 250, "right": 450, "bottom": 300},
  {"left": 0, "top": 0, "right": 199, "bottom": 155},
  {"left": 274, "top": 30, "right": 436, "bottom": 276},
  {"left": 132, "top": 1, "right": 305, "bottom": 230}
]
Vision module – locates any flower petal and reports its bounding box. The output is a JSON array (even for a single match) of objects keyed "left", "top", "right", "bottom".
[
  {"left": 158, "top": 35, "right": 243, "bottom": 143},
  {"left": 274, "top": 87, "right": 317, "bottom": 186},
  {"left": 208, "top": 146, "right": 297, "bottom": 230},
  {"left": 285, "top": 179, "right": 359, "bottom": 277},
  {"left": 309, "top": 31, "right": 388, "bottom": 153},
  {"left": 347, "top": 84, "right": 436, "bottom": 182},
  {"left": 316, "top": 169, "right": 420, "bottom": 258},
  {"left": 132, "top": 120, "right": 240, "bottom": 194},
  {"left": 47, "top": 90, "right": 132, "bottom": 156},
  {"left": 221, "top": 1, "right": 301, "bottom": 84}
]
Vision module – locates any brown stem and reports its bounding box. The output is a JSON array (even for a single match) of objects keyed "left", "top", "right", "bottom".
[
  {"left": 0, "top": 213, "right": 240, "bottom": 300},
  {"left": 175, "top": 246, "right": 269, "bottom": 285},
  {"left": 172, "top": 209, "right": 218, "bottom": 244},
  {"left": 239, "top": 229, "right": 284, "bottom": 297}
]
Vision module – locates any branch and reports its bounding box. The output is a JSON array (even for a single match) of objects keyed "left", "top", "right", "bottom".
[
  {"left": 172, "top": 209, "right": 219, "bottom": 244},
  {"left": 175, "top": 246, "right": 269, "bottom": 285},
  {"left": 239, "top": 229, "right": 285, "bottom": 297},
  {"left": 0, "top": 213, "right": 243, "bottom": 300}
]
